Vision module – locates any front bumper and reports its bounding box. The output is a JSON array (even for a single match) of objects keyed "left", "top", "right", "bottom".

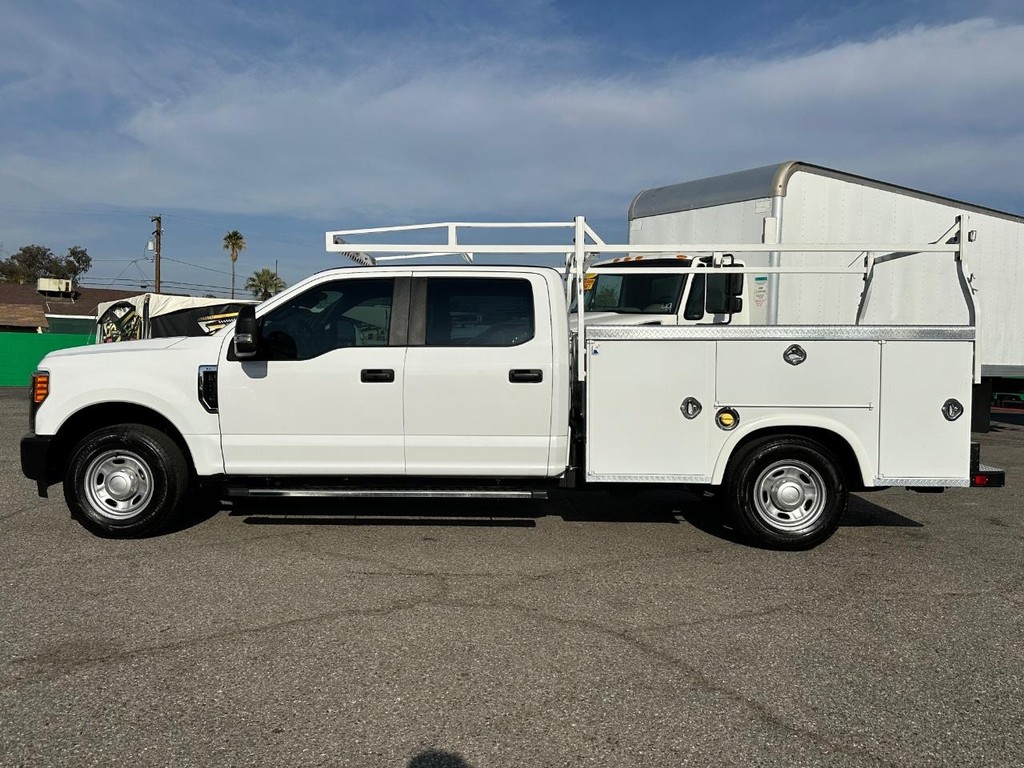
[{"left": 20, "top": 433, "right": 53, "bottom": 497}]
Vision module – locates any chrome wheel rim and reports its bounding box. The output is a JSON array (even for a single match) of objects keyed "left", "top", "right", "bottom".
[
  {"left": 752, "top": 459, "right": 827, "bottom": 534},
  {"left": 83, "top": 450, "right": 154, "bottom": 520}
]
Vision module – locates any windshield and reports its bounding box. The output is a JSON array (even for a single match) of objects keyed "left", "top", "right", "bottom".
[{"left": 582, "top": 271, "right": 687, "bottom": 314}]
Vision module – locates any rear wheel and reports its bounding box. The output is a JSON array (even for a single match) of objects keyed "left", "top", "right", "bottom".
[
  {"left": 724, "top": 436, "right": 847, "bottom": 549},
  {"left": 64, "top": 424, "right": 189, "bottom": 538}
]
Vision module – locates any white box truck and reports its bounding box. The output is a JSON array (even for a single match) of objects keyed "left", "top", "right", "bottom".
[{"left": 622, "top": 162, "right": 1024, "bottom": 428}]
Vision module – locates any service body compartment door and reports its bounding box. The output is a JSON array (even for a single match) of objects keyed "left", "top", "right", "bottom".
[
  {"left": 878, "top": 341, "right": 972, "bottom": 482},
  {"left": 716, "top": 341, "right": 880, "bottom": 407},
  {"left": 586, "top": 340, "right": 715, "bottom": 480}
]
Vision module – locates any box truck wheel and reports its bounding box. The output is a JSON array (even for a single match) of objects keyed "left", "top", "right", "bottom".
[
  {"left": 724, "top": 436, "right": 847, "bottom": 550},
  {"left": 64, "top": 424, "right": 189, "bottom": 538}
]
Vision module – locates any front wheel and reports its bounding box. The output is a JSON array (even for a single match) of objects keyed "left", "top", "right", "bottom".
[
  {"left": 724, "top": 436, "right": 847, "bottom": 550},
  {"left": 64, "top": 424, "right": 189, "bottom": 538}
]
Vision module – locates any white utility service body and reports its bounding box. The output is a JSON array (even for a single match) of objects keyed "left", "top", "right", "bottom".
[
  {"left": 20, "top": 217, "right": 1002, "bottom": 549},
  {"left": 626, "top": 162, "right": 1024, "bottom": 421}
]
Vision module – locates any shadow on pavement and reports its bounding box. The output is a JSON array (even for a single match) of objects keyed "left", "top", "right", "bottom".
[
  {"left": 168, "top": 484, "right": 918, "bottom": 540},
  {"left": 408, "top": 750, "right": 472, "bottom": 768},
  {"left": 843, "top": 494, "right": 923, "bottom": 527},
  {"left": 990, "top": 409, "right": 1024, "bottom": 429},
  {"left": 159, "top": 490, "right": 224, "bottom": 535}
]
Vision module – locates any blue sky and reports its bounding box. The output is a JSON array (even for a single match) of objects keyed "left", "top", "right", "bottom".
[{"left": 2, "top": 0, "right": 1024, "bottom": 297}]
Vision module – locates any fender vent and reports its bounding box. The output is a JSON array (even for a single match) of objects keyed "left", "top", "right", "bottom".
[{"left": 198, "top": 365, "right": 218, "bottom": 413}]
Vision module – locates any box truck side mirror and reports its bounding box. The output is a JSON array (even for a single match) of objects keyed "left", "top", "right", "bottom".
[{"left": 706, "top": 269, "right": 744, "bottom": 315}]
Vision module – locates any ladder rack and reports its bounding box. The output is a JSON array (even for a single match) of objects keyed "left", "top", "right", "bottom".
[{"left": 325, "top": 216, "right": 977, "bottom": 382}]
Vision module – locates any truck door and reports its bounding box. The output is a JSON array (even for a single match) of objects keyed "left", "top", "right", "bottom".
[
  {"left": 217, "top": 275, "right": 408, "bottom": 475},
  {"left": 403, "top": 274, "right": 555, "bottom": 476}
]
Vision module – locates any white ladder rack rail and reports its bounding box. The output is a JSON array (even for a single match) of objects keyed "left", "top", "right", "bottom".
[{"left": 325, "top": 216, "right": 975, "bottom": 382}]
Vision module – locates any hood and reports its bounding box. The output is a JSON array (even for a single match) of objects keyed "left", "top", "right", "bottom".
[
  {"left": 571, "top": 312, "right": 674, "bottom": 326},
  {"left": 42, "top": 336, "right": 198, "bottom": 359}
]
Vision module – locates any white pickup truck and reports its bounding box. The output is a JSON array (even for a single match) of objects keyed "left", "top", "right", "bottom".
[{"left": 20, "top": 218, "right": 1003, "bottom": 549}]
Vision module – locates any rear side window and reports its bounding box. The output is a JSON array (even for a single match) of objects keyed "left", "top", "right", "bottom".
[{"left": 425, "top": 278, "right": 534, "bottom": 346}]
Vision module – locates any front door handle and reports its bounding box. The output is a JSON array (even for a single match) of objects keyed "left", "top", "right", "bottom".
[
  {"left": 361, "top": 369, "right": 395, "bottom": 383},
  {"left": 509, "top": 369, "right": 543, "bottom": 383}
]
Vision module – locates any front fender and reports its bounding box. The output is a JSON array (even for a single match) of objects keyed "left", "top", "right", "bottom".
[{"left": 34, "top": 341, "right": 224, "bottom": 476}]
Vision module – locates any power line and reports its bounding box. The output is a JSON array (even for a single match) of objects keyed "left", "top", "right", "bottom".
[
  {"left": 79, "top": 277, "right": 234, "bottom": 295},
  {"left": 161, "top": 256, "right": 233, "bottom": 276},
  {"left": 98, "top": 259, "right": 145, "bottom": 289}
]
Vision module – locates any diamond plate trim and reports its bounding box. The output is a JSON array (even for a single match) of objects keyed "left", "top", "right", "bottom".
[
  {"left": 875, "top": 477, "right": 970, "bottom": 488},
  {"left": 586, "top": 473, "right": 711, "bottom": 484},
  {"left": 585, "top": 325, "right": 976, "bottom": 342}
]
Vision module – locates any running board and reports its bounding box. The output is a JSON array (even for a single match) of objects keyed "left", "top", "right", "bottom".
[{"left": 228, "top": 488, "right": 548, "bottom": 500}]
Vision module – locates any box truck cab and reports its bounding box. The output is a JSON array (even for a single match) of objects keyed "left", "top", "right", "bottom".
[{"left": 580, "top": 256, "right": 747, "bottom": 326}]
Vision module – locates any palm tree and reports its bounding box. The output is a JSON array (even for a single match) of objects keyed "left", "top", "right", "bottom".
[
  {"left": 245, "top": 267, "right": 287, "bottom": 301},
  {"left": 222, "top": 230, "right": 247, "bottom": 299}
]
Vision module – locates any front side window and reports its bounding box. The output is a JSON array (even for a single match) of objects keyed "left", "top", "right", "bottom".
[
  {"left": 259, "top": 278, "right": 394, "bottom": 360},
  {"left": 425, "top": 277, "right": 534, "bottom": 347}
]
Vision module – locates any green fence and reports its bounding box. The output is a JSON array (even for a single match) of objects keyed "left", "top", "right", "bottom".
[{"left": 0, "top": 332, "right": 94, "bottom": 387}]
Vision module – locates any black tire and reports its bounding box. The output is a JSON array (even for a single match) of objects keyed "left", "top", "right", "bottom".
[
  {"left": 63, "top": 424, "right": 189, "bottom": 538},
  {"left": 724, "top": 436, "right": 847, "bottom": 550}
]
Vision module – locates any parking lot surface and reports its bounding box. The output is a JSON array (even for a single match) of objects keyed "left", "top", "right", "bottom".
[{"left": 1, "top": 387, "right": 1022, "bottom": 767}]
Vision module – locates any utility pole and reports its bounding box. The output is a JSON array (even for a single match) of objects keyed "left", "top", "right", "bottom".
[{"left": 150, "top": 215, "right": 162, "bottom": 293}]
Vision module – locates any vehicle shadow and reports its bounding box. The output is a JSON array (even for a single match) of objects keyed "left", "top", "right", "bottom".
[
  {"left": 842, "top": 494, "right": 923, "bottom": 527},
  {"left": 677, "top": 492, "right": 922, "bottom": 548},
  {"left": 407, "top": 750, "right": 472, "bottom": 768},
  {"left": 159, "top": 489, "right": 224, "bottom": 535},
  {"left": 221, "top": 487, "right": 921, "bottom": 540},
  {"left": 990, "top": 409, "right": 1024, "bottom": 429}
]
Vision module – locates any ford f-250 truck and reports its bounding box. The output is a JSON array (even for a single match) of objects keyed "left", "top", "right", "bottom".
[{"left": 20, "top": 217, "right": 1003, "bottom": 549}]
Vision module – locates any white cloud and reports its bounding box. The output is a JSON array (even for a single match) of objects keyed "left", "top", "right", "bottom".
[{"left": 3, "top": 14, "right": 1024, "bottom": 230}]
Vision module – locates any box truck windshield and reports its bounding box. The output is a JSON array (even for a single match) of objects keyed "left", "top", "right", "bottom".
[{"left": 583, "top": 269, "right": 687, "bottom": 314}]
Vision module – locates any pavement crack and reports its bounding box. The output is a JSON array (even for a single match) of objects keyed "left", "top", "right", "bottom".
[{"left": 2, "top": 582, "right": 452, "bottom": 688}]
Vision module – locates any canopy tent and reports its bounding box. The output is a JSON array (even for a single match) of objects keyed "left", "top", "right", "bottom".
[{"left": 95, "top": 294, "right": 257, "bottom": 343}]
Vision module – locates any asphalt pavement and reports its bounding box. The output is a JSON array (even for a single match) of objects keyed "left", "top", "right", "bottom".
[{"left": 1, "top": 387, "right": 1022, "bottom": 767}]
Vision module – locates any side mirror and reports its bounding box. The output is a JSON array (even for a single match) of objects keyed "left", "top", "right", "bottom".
[
  {"left": 705, "top": 270, "right": 744, "bottom": 315},
  {"left": 725, "top": 272, "right": 743, "bottom": 297},
  {"left": 233, "top": 305, "right": 258, "bottom": 359},
  {"left": 719, "top": 296, "right": 743, "bottom": 314}
]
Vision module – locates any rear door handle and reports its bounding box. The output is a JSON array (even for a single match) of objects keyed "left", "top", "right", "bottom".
[
  {"left": 509, "top": 369, "right": 543, "bottom": 383},
  {"left": 361, "top": 369, "right": 395, "bottom": 383}
]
